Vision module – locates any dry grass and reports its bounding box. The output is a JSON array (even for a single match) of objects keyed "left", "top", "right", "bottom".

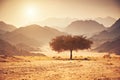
[{"left": 0, "top": 55, "right": 120, "bottom": 80}]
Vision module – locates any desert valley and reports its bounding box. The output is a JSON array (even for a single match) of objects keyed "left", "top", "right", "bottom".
[{"left": 0, "top": 0, "right": 120, "bottom": 80}]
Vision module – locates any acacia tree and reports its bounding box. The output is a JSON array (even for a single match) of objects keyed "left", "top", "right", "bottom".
[{"left": 50, "top": 35, "right": 93, "bottom": 60}]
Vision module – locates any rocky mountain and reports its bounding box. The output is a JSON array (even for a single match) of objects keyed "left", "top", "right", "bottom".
[
  {"left": 91, "top": 18, "right": 120, "bottom": 54},
  {"left": 0, "top": 32, "right": 41, "bottom": 48},
  {"left": 90, "top": 18, "right": 120, "bottom": 48},
  {"left": 95, "top": 17, "right": 116, "bottom": 27},
  {"left": 0, "top": 24, "right": 66, "bottom": 51},
  {"left": 108, "top": 18, "right": 120, "bottom": 32},
  {"left": 0, "top": 39, "right": 46, "bottom": 56},
  {"left": 0, "top": 21, "right": 16, "bottom": 32},
  {"left": 12, "top": 24, "right": 65, "bottom": 45},
  {"left": 94, "top": 36, "right": 120, "bottom": 54},
  {"left": 0, "top": 39, "right": 19, "bottom": 56},
  {"left": 0, "top": 21, "right": 66, "bottom": 56},
  {"left": 65, "top": 20, "right": 105, "bottom": 37},
  {"left": 0, "top": 22, "right": 43, "bottom": 54}
]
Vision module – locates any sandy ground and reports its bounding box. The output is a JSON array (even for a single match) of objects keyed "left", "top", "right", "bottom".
[{"left": 0, "top": 58, "right": 120, "bottom": 80}]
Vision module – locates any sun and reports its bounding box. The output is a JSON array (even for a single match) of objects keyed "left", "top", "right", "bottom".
[
  {"left": 22, "top": 4, "right": 43, "bottom": 24},
  {"left": 26, "top": 6, "right": 36, "bottom": 17}
]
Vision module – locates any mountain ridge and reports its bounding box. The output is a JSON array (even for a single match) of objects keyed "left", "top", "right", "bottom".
[
  {"left": 65, "top": 20, "right": 105, "bottom": 37},
  {"left": 92, "top": 18, "right": 120, "bottom": 54},
  {"left": 0, "top": 21, "right": 16, "bottom": 32}
]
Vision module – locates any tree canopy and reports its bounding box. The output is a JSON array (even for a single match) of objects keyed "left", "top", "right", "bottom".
[{"left": 50, "top": 35, "right": 93, "bottom": 60}]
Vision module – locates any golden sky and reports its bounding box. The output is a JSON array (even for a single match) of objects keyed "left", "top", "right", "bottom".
[{"left": 0, "top": 0, "right": 120, "bottom": 27}]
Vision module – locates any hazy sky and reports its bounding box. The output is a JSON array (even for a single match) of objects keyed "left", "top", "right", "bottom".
[{"left": 0, "top": 0, "right": 120, "bottom": 27}]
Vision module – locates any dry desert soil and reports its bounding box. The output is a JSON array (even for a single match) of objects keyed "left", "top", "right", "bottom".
[{"left": 0, "top": 57, "right": 120, "bottom": 80}]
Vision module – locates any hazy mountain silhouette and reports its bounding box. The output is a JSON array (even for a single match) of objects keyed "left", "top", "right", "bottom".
[
  {"left": 0, "top": 39, "right": 46, "bottom": 56},
  {"left": 0, "top": 39, "right": 19, "bottom": 56},
  {"left": 12, "top": 24, "right": 65, "bottom": 45},
  {"left": 91, "top": 18, "right": 120, "bottom": 48},
  {"left": 95, "top": 17, "right": 116, "bottom": 27},
  {"left": 0, "top": 21, "right": 42, "bottom": 52},
  {"left": 0, "top": 21, "right": 16, "bottom": 32},
  {"left": 94, "top": 36, "right": 120, "bottom": 54},
  {"left": 0, "top": 31, "right": 41, "bottom": 48},
  {"left": 0, "top": 21, "right": 66, "bottom": 53},
  {"left": 91, "top": 18, "right": 120, "bottom": 54},
  {"left": 39, "top": 17, "right": 77, "bottom": 28},
  {"left": 107, "top": 18, "right": 120, "bottom": 32},
  {"left": 65, "top": 20, "right": 105, "bottom": 37}
]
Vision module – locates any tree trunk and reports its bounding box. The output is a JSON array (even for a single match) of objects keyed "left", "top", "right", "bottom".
[{"left": 70, "top": 49, "right": 72, "bottom": 60}]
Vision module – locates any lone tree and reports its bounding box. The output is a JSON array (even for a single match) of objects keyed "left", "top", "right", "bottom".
[{"left": 50, "top": 35, "right": 93, "bottom": 60}]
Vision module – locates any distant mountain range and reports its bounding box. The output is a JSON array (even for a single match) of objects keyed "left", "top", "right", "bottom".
[
  {"left": 91, "top": 18, "right": 120, "bottom": 48},
  {"left": 65, "top": 20, "right": 105, "bottom": 37},
  {"left": 0, "top": 31, "right": 41, "bottom": 47},
  {"left": 0, "top": 22, "right": 66, "bottom": 55},
  {"left": 0, "top": 24, "right": 65, "bottom": 47},
  {"left": 91, "top": 18, "right": 120, "bottom": 54},
  {"left": 0, "top": 39, "right": 19, "bottom": 56},
  {"left": 11, "top": 24, "right": 65, "bottom": 46},
  {"left": 0, "top": 18, "right": 120, "bottom": 55},
  {"left": 0, "top": 21, "right": 16, "bottom": 32},
  {"left": 39, "top": 17, "right": 77, "bottom": 28},
  {"left": 94, "top": 17, "right": 116, "bottom": 27},
  {"left": 94, "top": 36, "right": 120, "bottom": 54},
  {"left": 0, "top": 39, "right": 44, "bottom": 56},
  {"left": 0, "top": 21, "right": 16, "bottom": 35},
  {"left": 39, "top": 17, "right": 116, "bottom": 28}
]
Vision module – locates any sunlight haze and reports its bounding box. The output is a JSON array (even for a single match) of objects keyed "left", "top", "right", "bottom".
[
  {"left": 0, "top": 0, "right": 120, "bottom": 80},
  {"left": 0, "top": 0, "right": 120, "bottom": 27}
]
